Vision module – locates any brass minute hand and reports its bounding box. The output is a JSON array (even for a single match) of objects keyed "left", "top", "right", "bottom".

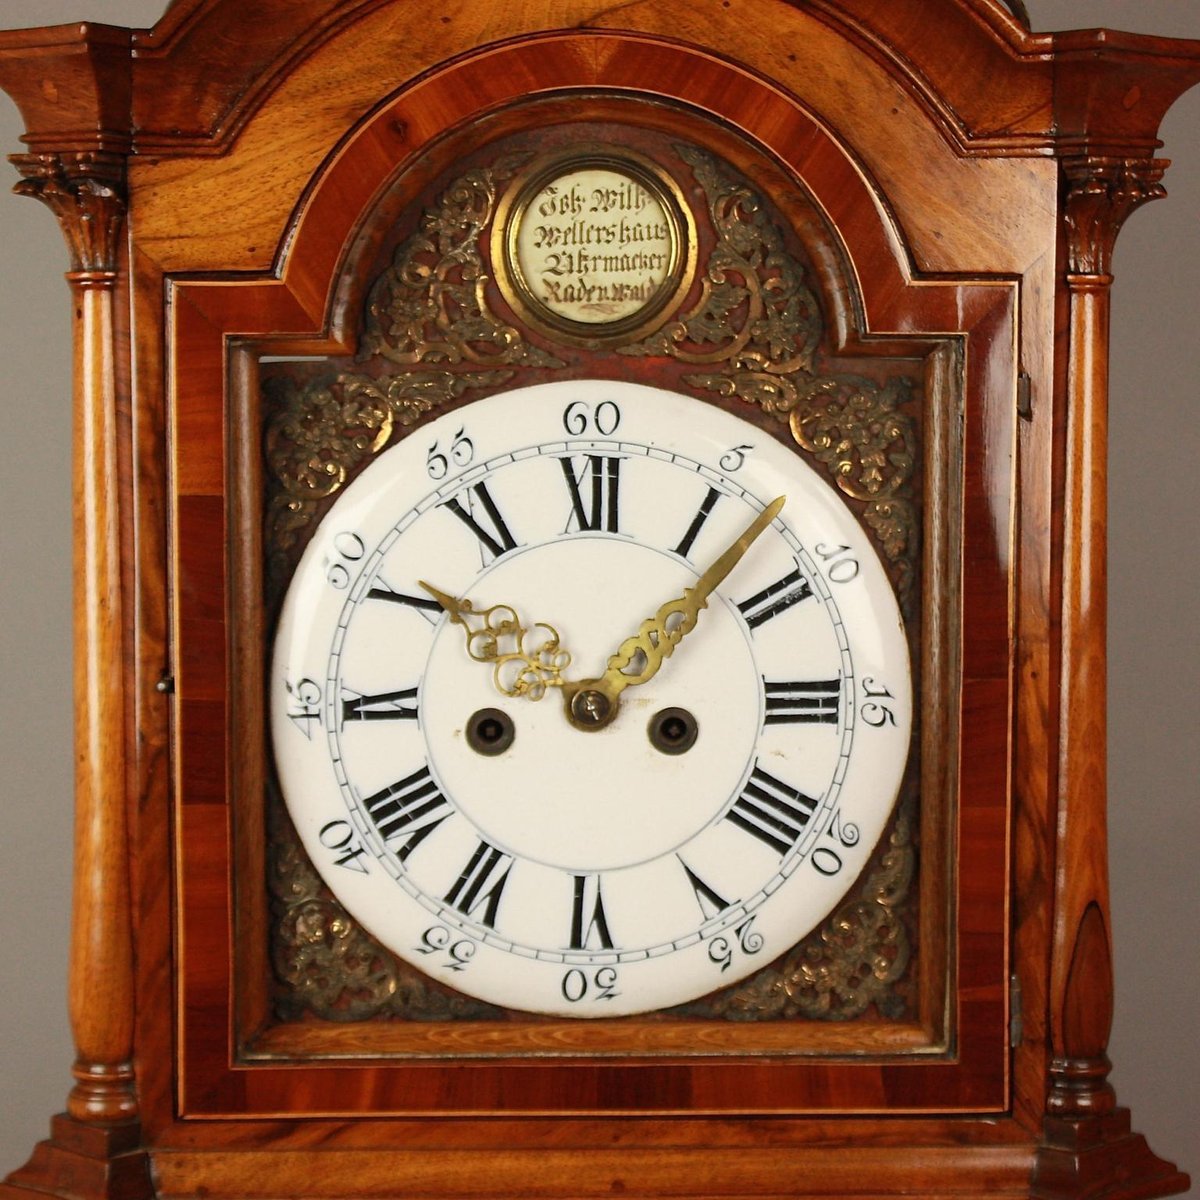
[
  {"left": 419, "top": 581, "right": 572, "bottom": 701},
  {"left": 562, "top": 495, "right": 786, "bottom": 730}
]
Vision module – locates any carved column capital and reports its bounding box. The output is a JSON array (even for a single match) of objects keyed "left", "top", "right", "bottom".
[
  {"left": 1062, "top": 155, "right": 1167, "bottom": 279},
  {"left": 10, "top": 151, "right": 127, "bottom": 276}
]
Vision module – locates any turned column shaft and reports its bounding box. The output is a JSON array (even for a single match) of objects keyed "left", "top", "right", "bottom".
[
  {"left": 1050, "top": 268, "right": 1116, "bottom": 1113},
  {"left": 1047, "top": 156, "right": 1168, "bottom": 1115},
  {"left": 12, "top": 153, "right": 137, "bottom": 1126},
  {"left": 67, "top": 265, "right": 137, "bottom": 1123}
]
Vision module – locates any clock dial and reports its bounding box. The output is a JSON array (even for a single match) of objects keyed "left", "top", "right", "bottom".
[{"left": 271, "top": 380, "right": 911, "bottom": 1017}]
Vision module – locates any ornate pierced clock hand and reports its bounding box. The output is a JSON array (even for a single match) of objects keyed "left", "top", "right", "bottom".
[
  {"left": 419, "top": 581, "right": 572, "bottom": 700},
  {"left": 562, "top": 495, "right": 786, "bottom": 730}
]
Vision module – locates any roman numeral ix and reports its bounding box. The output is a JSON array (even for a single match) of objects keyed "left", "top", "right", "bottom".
[{"left": 341, "top": 686, "right": 419, "bottom": 723}]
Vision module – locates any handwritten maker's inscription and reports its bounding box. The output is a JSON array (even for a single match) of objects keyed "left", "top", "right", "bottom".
[{"left": 513, "top": 165, "right": 678, "bottom": 327}]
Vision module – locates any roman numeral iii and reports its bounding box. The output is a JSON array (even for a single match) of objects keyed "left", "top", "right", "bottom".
[{"left": 763, "top": 677, "right": 840, "bottom": 724}]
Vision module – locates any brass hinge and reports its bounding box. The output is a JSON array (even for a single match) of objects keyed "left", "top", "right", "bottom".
[
  {"left": 1017, "top": 372, "right": 1033, "bottom": 421},
  {"left": 1009, "top": 973, "right": 1023, "bottom": 1048}
]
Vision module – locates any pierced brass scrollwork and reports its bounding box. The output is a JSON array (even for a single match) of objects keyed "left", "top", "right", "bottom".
[
  {"left": 268, "top": 802, "right": 498, "bottom": 1022},
  {"left": 263, "top": 369, "right": 512, "bottom": 592},
  {"left": 699, "top": 804, "right": 914, "bottom": 1022},
  {"left": 264, "top": 158, "right": 578, "bottom": 593},
  {"left": 264, "top": 136, "right": 922, "bottom": 1024},
  {"left": 623, "top": 147, "right": 919, "bottom": 609},
  {"left": 362, "top": 158, "right": 564, "bottom": 370}
]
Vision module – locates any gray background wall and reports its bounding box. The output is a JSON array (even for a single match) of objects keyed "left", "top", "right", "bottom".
[{"left": 0, "top": 0, "right": 1195, "bottom": 1186}]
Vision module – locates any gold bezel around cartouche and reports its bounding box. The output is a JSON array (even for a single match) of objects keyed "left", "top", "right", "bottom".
[{"left": 492, "top": 148, "right": 696, "bottom": 347}]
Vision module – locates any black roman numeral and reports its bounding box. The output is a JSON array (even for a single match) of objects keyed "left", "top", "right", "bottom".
[
  {"left": 341, "top": 686, "right": 419, "bottom": 723},
  {"left": 444, "top": 841, "right": 512, "bottom": 929},
  {"left": 570, "top": 874, "right": 615, "bottom": 950},
  {"left": 441, "top": 481, "right": 519, "bottom": 560},
  {"left": 673, "top": 486, "right": 722, "bottom": 558},
  {"left": 561, "top": 455, "right": 621, "bottom": 533},
  {"left": 367, "top": 579, "right": 443, "bottom": 621},
  {"left": 362, "top": 766, "right": 451, "bottom": 863},
  {"left": 736, "top": 563, "right": 814, "bottom": 629},
  {"left": 763, "top": 677, "right": 840, "bottom": 725},
  {"left": 725, "top": 765, "right": 819, "bottom": 856},
  {"left": 679, "top": 859, "right": 732, "bottom": 921}
]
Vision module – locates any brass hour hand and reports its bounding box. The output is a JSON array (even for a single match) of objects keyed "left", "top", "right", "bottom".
[
  {"left": 419, "top": 581, "right": 572, "bottom": 701},
  {"left": 563, "top": 495, "right": 786, "bottom": 730}
]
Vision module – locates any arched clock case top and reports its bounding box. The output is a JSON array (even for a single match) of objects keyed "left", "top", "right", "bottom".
[
  {"left": 169, "top": 44, "right": 1015, "bottom": 1118},
  {"left": 0, "top": 3, "right": 1197, "bottom": 1200}
]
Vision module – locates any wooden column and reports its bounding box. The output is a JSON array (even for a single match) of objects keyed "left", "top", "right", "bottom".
[
  {"left": 1032, "top": 154, "right": 1188, "bottom": 1200},
  {"left": 13, "top": 151, "right": 136, "bottom": 1127},
  {"left": 0, "top": 151, "right": 152, "bottom": 1200}
]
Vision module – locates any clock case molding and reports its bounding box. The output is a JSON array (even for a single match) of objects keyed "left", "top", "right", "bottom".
[{"left": 0, "top": 1, "right": 1197, "bottom": 1198}]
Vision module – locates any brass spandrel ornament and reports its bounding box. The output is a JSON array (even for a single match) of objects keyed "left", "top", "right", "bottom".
[
  {"left": 4, "top": 5, "right": 1194, "bottom": 1194},
  {"left": 261, "top": 131, "right": 924, "bottom": 1026},
  {"left": 263, "top": 368, "right": 514, "bottom": 595},
  {"left": 361, "top": 158, "right": 565, "bottom": 370},
  {"left": 621, "top": 146, "right": 921, "bottom": 612},
  {"left": 268, "top": 797, "right": 500, "bottom": 1023},
  {"left": 710, "top": 803, "right": 914, "bottom": 1022}
]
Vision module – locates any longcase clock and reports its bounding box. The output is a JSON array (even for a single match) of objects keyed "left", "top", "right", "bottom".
[{"left": 0, "top": 1, "right": 1197, "bottom": 1197}]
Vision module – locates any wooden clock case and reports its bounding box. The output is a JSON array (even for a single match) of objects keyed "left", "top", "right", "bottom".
[{"left": 0, "top": 1, "right": 1196, "bottom": 1197}]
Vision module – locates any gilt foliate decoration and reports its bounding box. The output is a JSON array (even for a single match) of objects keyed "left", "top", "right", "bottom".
[
  {"left": 624, "top": 147, "right": 918, "bottom": 609},
  {"left": 264, "top": 369, "right": 511, "bottom": 591},
  {"left": 622, "top": 146, "right": 823, "bottom": 372},
  {"left": 361, "top": 159, "right": 564, "bottom": 369},
  {"left": 269, "top": 801, "right": 498, "bottom": 1022},
  {"left": 264, "top": 158, "right": 574, "bottom": 591},
  {"left": 263, "top": 136, "right": 921, "bottom": 1024},
  {"left": 712, "top": 805, "right": 914, "bottom": 1021}
]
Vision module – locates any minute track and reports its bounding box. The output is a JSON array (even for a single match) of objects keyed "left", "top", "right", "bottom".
[{"left": 273, "top": 379, "right": 911, "bottom": 1016}]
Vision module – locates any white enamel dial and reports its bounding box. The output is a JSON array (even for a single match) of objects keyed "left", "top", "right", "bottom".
[{"left": 271, "top": 380, "right": 911, "bottom": 1017}]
